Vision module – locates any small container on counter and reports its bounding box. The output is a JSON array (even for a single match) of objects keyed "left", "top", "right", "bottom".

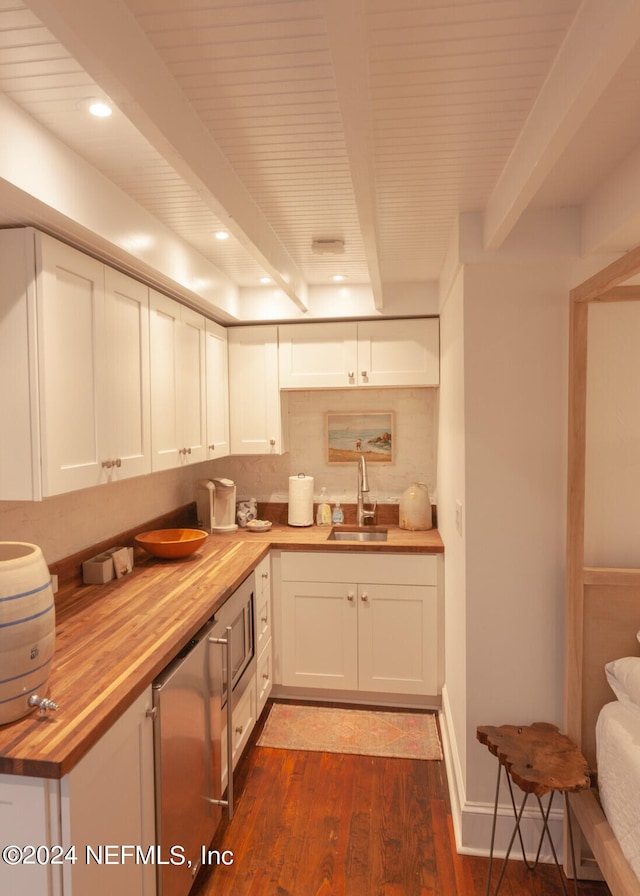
[
  {"left": 316, "top": 487, "right": 332, "bottom": 526},
  {"left": 331, "top": 502, "right": 344, "bottom": 525},
  {"left": 399, "top": 483, "right": 433, "bottom": 531}
]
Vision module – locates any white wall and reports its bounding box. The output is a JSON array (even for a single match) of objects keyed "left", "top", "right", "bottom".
[
  {"left": 437, "top": 209, "right": 615, "bottom": 858},
  {"left": 437, "top": 265, "right": 467, "bottom": 828},
  {"left": 584, "top": 301, "right": 640, "bottom": 567}
]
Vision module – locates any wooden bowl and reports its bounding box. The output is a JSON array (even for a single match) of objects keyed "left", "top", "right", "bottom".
[{"left": 135, "top": 528, "right": 208, "bottom": 559}]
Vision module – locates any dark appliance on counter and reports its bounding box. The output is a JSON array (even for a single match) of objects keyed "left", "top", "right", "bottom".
[{"left": 152, "top": 571, "right": 256, "bottom": 896}]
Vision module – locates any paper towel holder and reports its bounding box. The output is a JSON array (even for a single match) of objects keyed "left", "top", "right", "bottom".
[{"left": 288, "top": 472, "right": 314, "bottom": 527}]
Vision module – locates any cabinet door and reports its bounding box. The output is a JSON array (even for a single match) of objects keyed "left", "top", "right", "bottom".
[
  {"left": 37, "top": 235, "right": 106, "bottom": 495},
  {"left": 150, "top": 292, "right": 206, "bottom": 469},
  {"left": 281, "top": 581, "right": 358, "bottom": 689},
  {"left": 61, "top": 688, "right": 156, "bottom": 896},
  {"left": 357, "top": 318, "right": 439, "bottom": 386},
  {"left": 0, "top": 229, "right": 41, "bottom": 500},
  {"left": 358, "top": 583, "right": 438, "bottom": 694},
  {"left": 0, "top": 774, "right": 61, "bottom": 895},
  {"left": 228, "top": 326, "right": 284, "bottom": 454},
  {"left": 150, "top": 290, "right": 181, "bottom": 471},
  {"left": 205, "top": 320, "right": 230, "bottom": 458},
  {"left": 278, "top": 322, "right": 358, "bottom": 389},
  {"left": 178, "top": 306, "right": 207, "bottom": 463},
  {"left": 102, "top": 268, "right": 151, "bottom": 479}
]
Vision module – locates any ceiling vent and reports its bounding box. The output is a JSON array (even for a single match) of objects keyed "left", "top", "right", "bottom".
[{"left": 312, "top": 239, "right": 345, "bottom": 255}]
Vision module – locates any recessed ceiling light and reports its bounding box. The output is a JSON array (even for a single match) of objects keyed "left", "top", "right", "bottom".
[
  {"left": 88, "top": 99, "right": 112, "bottom": 118},
  {"left": 332, "top": 274, "right": 346, "bottom": 282},
  {"left": 259, "top": 276, "right": 272, "bottom": 284},
  {"left": 215, "top": 231, "right": 229, "bottom": 240}
]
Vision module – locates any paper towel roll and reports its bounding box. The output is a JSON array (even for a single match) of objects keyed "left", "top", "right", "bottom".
[{"left": 288, "top": 474, "right": 314, "bottom": 526}]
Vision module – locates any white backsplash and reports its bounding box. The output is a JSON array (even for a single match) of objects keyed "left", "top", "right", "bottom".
[
  {"left": 0, "top": 388, "right": 437, "bottom": 562},
  {"left": 209, "top": 387, "right": 438, "bottom": 506}
]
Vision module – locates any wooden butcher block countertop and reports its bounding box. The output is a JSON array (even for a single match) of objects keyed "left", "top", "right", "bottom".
[{"left": 0, "top": 518, "right": 443, "bottom": 779}]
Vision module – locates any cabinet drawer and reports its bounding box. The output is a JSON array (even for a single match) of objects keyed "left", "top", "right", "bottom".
[
  {"left": 221, "top": 672, "right": 256, "bottom": 787},
  {"left": 256, "top": 639, "right": 272, "bottom": 715},
  {"left": 256, "top": 588, "right": 271, "bottom": 653},
  {"left": 280, "top": 551, "right": 437, "bottom": 585}
]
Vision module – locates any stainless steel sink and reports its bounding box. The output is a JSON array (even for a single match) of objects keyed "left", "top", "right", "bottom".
[{"left": 327, "top": 526, "right": 388, "bottom": 542}]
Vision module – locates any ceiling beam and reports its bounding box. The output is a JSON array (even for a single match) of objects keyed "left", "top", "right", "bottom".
[
  {"left": 581, "top": 145, "right": 640, "bottom": 254},
  {"left": 25, "top": 0, "right": 309, "bottom": 313},
  {"left": 484, "top": 0, "right": 640, "bottom": 251},
  {"left": 324, "top": 0, "right": 384, "bottom": 310}
]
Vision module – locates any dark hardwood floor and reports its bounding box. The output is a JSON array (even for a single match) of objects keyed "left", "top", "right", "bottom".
[{"left": 192, "top": 701, "right": 611, "bottom": 896}]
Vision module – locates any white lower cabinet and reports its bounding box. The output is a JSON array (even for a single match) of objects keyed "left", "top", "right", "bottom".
[
  {"left": 278, "top": 552, "right": 440, "bottom": 697},
  {"left": 0, "top": 688, "right": 156, "bottom": 896}
]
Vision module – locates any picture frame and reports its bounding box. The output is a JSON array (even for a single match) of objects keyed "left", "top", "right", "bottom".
[{"left": 326, "top": 411, "right": 394, "bottom": 464}]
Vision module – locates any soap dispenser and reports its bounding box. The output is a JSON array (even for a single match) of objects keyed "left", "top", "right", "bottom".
[
  {"left": 316, "top": 488, "right": 332, "bottom": 526},
  {"left": 332, "top": 502, "right": 344, "bottom": 525}
]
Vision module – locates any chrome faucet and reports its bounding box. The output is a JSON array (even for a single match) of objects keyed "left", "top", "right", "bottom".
[{"left": 356, "top": 455, "right": 377, "bottom": 526}]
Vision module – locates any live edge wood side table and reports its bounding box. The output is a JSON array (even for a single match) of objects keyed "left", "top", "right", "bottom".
[{"left": 477, "top": 722, "right": 590, "bottom": 896}]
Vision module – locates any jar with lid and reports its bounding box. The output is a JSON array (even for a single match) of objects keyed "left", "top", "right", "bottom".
[{"left": 399, "top": 483, "right": 432, "bottom": 531}]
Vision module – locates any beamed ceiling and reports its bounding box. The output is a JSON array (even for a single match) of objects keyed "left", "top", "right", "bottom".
[{"left": 2, "top": 0, "right": 640, "bottom": 321}]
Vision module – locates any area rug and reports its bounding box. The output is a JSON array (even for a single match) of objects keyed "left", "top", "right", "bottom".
[{"left": 256, "top": 703, "right": 443, "bottom": 760}]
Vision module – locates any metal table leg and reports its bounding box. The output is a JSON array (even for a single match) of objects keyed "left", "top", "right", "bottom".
[{"left": 485, "top": 762, "right": 581, "bottom": 896}]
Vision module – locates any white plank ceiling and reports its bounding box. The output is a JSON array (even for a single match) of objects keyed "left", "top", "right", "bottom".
[{"left": 2, "top": 0, "right": 640, "bottom": 316}]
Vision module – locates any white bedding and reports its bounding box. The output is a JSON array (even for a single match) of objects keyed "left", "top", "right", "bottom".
[{"left": 596, "top": 699, "right": 640, "bottom": 880}]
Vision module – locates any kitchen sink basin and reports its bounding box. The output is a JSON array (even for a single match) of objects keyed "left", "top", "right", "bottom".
[{"left": 327, "top": 526, "right": 388, "bottom": 542}]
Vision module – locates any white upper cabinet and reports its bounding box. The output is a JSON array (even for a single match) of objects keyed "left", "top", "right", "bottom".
[
  {"left": 357, "top": 318, "right": 439, "bottom": 386},
  {"left": 36, "top": 237, "right": 105, "bottom": 496},
  {"left": 149, "top": 290, "right": 207, "bottom": 471},
  {"left": 278, "top": 318, "right": 439, "bottom": 388},
  {"left": 101, "top": 268, "right": 151, "bottom": 480},
  {"left": 228, "top": 326, "right": 287, "bottom": 454},
  {"left": 0, "top": 229, "right": 151, "bottom": 499},
  {"left": 204, "top": 320, "right": 230, "bottom": 459},
  {"left": 278, "top": 322, "right": 358, "bottom": 389}
]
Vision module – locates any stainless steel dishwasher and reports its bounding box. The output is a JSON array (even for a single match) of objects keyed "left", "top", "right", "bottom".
[{"left": 152, "top": 571, "right": 256, "bottom": 896}]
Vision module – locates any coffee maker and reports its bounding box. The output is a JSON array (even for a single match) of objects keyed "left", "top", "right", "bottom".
[{"left": 196, "top": 478, "right": 238, "bottom": 533}]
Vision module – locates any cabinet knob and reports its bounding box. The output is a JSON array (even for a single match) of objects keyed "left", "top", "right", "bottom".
[
  {"left": 269, "top": 439, "right": 276, "bottom": 446},
  {"left": 235, "top": 724, "right": 244, "bottom": 735},
  {"left": 102, "top": 459, "right": 112, "bottom": 469},
  {"left": 209, "top": 444, "right": 216, "bottom": 451},
  {"left": 261, "top": 615, "right": 268, "bottom": 623},
  {"left": 262, "top": 672, "right": 269, "bottom": 680},
  {"left": 361, "top": 592, "right": 369, "bottom": 602},
  {"left": 114, "top": 457, "right": 122, "bottom": 468},
  {"left": 361, "top": 371, "right": 368, "bottom": 379},
  {"left": 348, "top": 371, "right": 355, "bottom": 379},
  {"left": 347, "top": 592, "right": 355, "bottom": 602},
  {"left": 262, "top": 571, "right": 269, "bottom": 579}
]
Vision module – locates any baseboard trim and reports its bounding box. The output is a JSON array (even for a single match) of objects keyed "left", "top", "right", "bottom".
[
  {"left": 440, "top": 686, "right": 565, "bottom": 863},
  {"left": 270, "top": 684, "right": 441, "bottom": 711}
]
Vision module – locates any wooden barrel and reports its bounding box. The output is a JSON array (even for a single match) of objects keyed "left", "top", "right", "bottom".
[{"left": 0, "top": 543, "right": 55, "bottom": 724}]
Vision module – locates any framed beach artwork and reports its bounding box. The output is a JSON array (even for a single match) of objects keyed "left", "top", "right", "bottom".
[{"left": 326, "top": 412, "right": 394, "bottom": 464}]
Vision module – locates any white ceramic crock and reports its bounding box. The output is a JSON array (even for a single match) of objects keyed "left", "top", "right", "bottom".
[
  {"left": 399, "top": 483, "right": 433, "bottom": 531},
  {"left": 0, "top": 543, "right": 55, "bottom": 724}
]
